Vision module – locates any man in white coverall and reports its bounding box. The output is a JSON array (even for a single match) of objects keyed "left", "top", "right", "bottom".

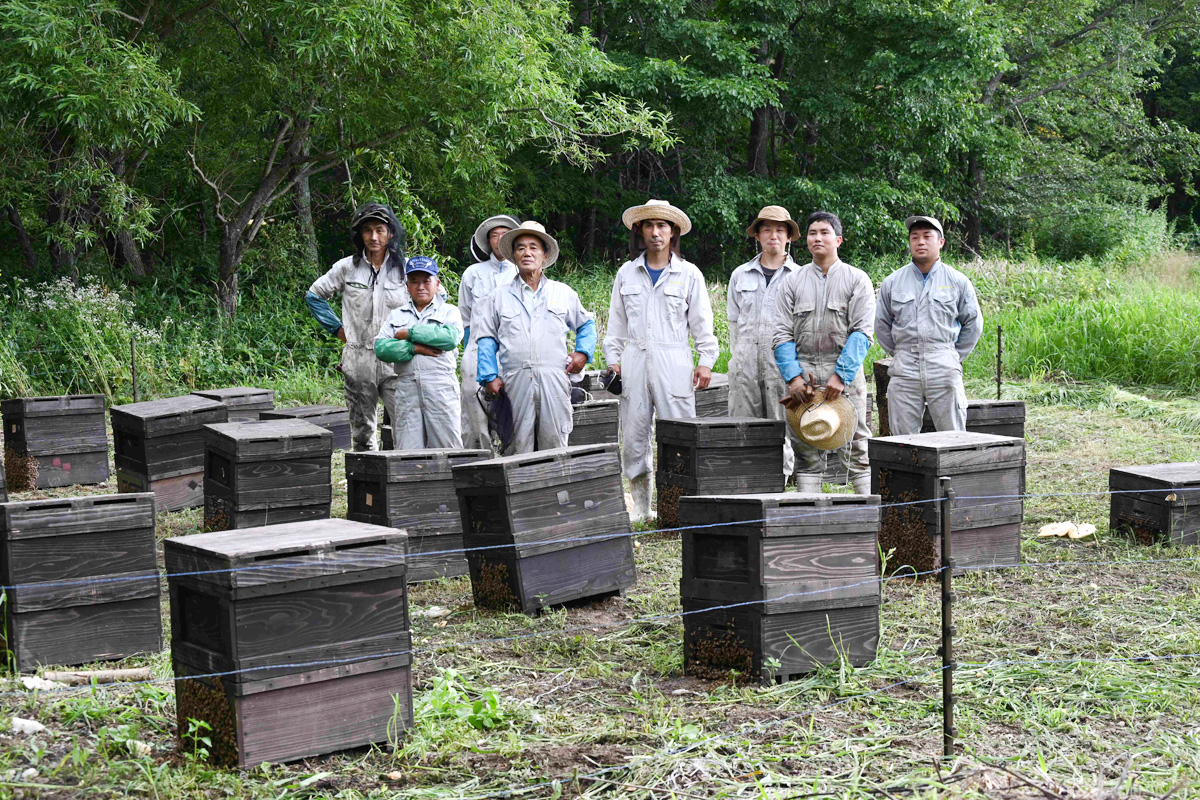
[
  {"left": 474, "top": 222, "right": 597, "bottom": 454},
  {"left": 772, "top": 211, "right": 876, "bottom": 494},
  {"left": 604, "top": 199, "right": 719, "bottom": 523},
  {"left": 306, "top": 203, "right": 408, "bottom": 451},
  {"left": 727, "top": 205, "right": 802, "bottom": 479},
  {"left": 875, "top": 215, "right": 983, "bottom": 434},
  {"left": 374, "top": 256, "right": 464, "bottom": 449},
  {"left": 459, "top": 214, "right": 520, "bottom": 451}
]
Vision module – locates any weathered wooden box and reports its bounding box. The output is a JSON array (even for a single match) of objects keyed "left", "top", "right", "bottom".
[
  {"left": 0, "top": 456, "right": 6, "bottom": 503},
  {"left": 191, "top": 387, "right": 275, "bottom": 422},
  {"left": 873, "top": 358, "right": 892, "bottom": 437},
  {"left": 454, "top": 444, "right": 636, "bottom": 613},
  {"left": 2, "top": 395, "right": 110, "bottom": 489},
  {"left": 380, "top": 424, "right": 393, "bottom": 450},
  {"left": 346, "top": 448, "right": 490, "bottom": 581},
  {"left": 655, "top": 417, "right": 786, "bottom": 527},
  {"left": 694, "top": 372, "right": 730, "bottom": 418},
  {"left": 678, "top": 493, "right": 880, "bottom": 683},
  {"left": 166, "top": 519, "right": 412, "bottom": 767},
  {"left": 869, "top": 431, "right": 1025, "bottom": 575},
  {"left": 1109, "top": 462, "right": 1200, "bottom": 546},
  {"left": 261, "top": 405, "right": 352, "bottom": 451},
  {"left": 112, "top": 395, "right": 228, "bottom": 511},
  {"left": 922, "top": 399, "right": 1026, "bottom": 438},
  {"left": 568, "top": 399, "right": 619, "bottom": 446},
  {"left": 1, "top": 493, "right": 161, "bottom": 671},
  {"left": 202, "top": 420, "right": 333, "bottom": 531},
  {"left": 579, "top": 370, "right": 619, "bottom": 401}
]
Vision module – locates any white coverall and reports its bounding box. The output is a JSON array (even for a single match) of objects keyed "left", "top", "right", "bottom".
[
  {"left": 375, "top": 294, "right": 464, "bottom": 449},
  {"left": 875, "top": 260, "right": 983, "bottom": 435},
  {"left": 604, "top": 254, "right": 719, "bottom": 480},
  {"left": 727, "top": 254, "right": 800, "bottom": 477},
  {"left": 458, "top": 255, "right": 517, "bottom": 452},
  {"left": 473, "top": 275, "right": 594, "bottom": 454},
  {"left": 308, "top": 255, "right": 407, "bottom": 450}
]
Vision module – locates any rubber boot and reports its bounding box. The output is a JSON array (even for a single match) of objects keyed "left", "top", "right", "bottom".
[
  {"left": 629, "top": 473, "right": 652, "bottom": 524},
  {"left": 851, "top": 473, "right": 873, "bottom": 496},
  {"left": 796, "top": 474, "right": 822, "bottom": 493}
]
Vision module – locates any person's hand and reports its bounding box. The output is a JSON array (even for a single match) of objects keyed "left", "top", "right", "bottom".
[
  {"left": 336, "top": 327, "right": 347, "bottom": 344},
  {"left": 413, "top": 344, "right": 441, "bottom": 357},
  {"left": 780, "top": 375, "right": 813, "bottom": 409},
  {"left": 693, "top": 365, "right": 712, "bottom": 390},
  {"left": 824, "top": 373, "right": 846, "bottom": 401},
  {"left": 485, "top": 378, "right": 504, "bottom": 396},
  {"left": 393, "top": 327, "right": 410, "bottom": 341},
  {"left": 566, "top": 352, "right": 588, "bottom": 374},
  {"left": 609, "top": 364, "right": 621, "bottom": 375}
]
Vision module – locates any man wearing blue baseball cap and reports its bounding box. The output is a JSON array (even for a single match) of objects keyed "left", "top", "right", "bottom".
[{"left": 374, "top": 256, "right": 464, "bottom": 449}]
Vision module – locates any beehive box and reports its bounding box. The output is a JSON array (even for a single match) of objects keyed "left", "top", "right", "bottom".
[
  {"left": 655, "top": 417, "right": 786, "bottom": 527},
  {"left": 454, "top": 444, "right": 636, "bottom": 613},
  {"left": 380, "top": 424, "right": 393, "bottom": 451},
  {"left": 1, "top": 493, "right": 161, "bottom": 671},
  {"left": 191, "top": 387, "right": 275, "bottom": 422},
  {"left": 579, "top": 370, "right": 619, "bottom": 401},
  {"left": 1109, "top": 463, "right": 1200, "bottom": 546},
  {"left": 111, "top": 395, "right": 228, "bottom": 511},
  {"left": 922, "top": 399, "right": 1026, "bottom": 438},
  {"left": 202, "top": 420, "right": 333, "bottom": 531},
  {"left": 0, "top": 455, "right": 6, "bottom": 502},
  {"left": 2, "top": 395, "right": 110, "bottom": 489},
  {"left": 346, "top": 448, "right": 490, "bottom": 581},
  {"left": 166, "top": 518, "right": 412, "bottom": 767},
  {"left": 261, "top": 405, "right": 352, "bottom": 451},
  {"left": 568, "top": 399, "right": 619, "bottom": 446},
  {"left": 679, "top": 493, "right": 880, "bottom": 683},
  {"left": 873, "top": 358, "right": 892, "bottom": 437},
  {"left": 869, "top": 431, "right": 1025, "bottom": 575},
  {"left": 694, "top": 372, "right": 730, "bottom": 418}
]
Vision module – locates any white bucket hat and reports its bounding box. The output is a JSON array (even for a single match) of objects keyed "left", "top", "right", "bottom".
[
  {"left": 622, "top": 199, "right": 692, "bottom": 236},
  {"left": 472, "top": 214, "right": 522, "bottom": 259},
  {"left": 786, "top": 388, "right": 857, "bottom": 450},
  {"left": 497, "top": 221, "right": 560, "bottom": 268}
]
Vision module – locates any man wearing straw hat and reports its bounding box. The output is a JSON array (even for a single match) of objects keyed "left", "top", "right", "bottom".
[
  {"left": 604, "top": 199, "right": 719, "bottom": 523},
  {"left": 458, "top": 214, "right": 521, "bottom": 452},
  {"left": 473, "top": 221, "right": 596, "bottom": 454},
  {"left": 727, "top": 206, "right": 802, "bottom": 480},
  {"left": 771, "top": 211, "right": 875, "bottom": 494},
  {"left": 875, "top": 215, "right": 982, "bottom": 434}
]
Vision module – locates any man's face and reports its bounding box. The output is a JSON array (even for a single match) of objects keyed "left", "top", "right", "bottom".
[
  {"left": 513, "top": 235, "right": 546, "bottom": 275},
  {"left": 908, "top": 226, "right": 944, "bottom": 262},
  {"left": 807, "top": 221, "right": 842, "bottom": 258},
  {"left": 757, "top": 221, "right": 790, "bottom": 254},
  {"left": 360, "top": 220, "right": 391, "bottom": 255},
  {"left": 640, "top": 219, "right": 674, "bottom": 254},
  {"left": 406, "top": 272, "right": 439, "bottom": 307},
  {"left": 488, "top": 226, "right": 511, "bottom": 257}
]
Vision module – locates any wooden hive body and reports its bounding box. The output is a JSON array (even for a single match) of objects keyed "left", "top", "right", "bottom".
[
  {"left": 694, "top": 372, "right": 730, "bottom": 418},
  {"left": 579, "top": 370, "right": 619, "bottom": 401},
  {"left": 453, "top": 444, "right": 636, "bottom": 613},
  {"left": 191, "top": 387, "right": 276, "bottom": 422},
  {"left": 873, "top": 358, "right": 892, "bottom": 437},
  {"left": 568, "top": 399, "right": 619, "bottom": 446},
  {"left": 0, "top": 493, "right": 161, "bottom": 671},
  {"left": 261, "top": 405, "right": 351, "bottom": 451},
  {"left": 346, "top": 448, "right": 490, "bottom": 581},
  {"left": 1109, "top": 462, "right": 1200, "bottom": 546},
  {"left": 165, "top": 518, "right": 412, "bottom": 767},
  {"left": 922, "top": 399, "right": 1026, "bottom": 439},
  {"left": 202, "top": 420, "right": 333, "bottom": 531},
  {"left": 2, "top": 395, "right": 110, "bottom": 489},
  {"left": 0, "top": 455, "right": 6, "bottom": 502}
]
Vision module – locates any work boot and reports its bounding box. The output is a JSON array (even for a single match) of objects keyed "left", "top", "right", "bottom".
[
  {"left": 851, "top": 473, "right": 873, "bottom": 496},
  {"left": 796, "top": 474, "right": 822, "bottom": 493},
  {"left": 629, "top": 474, "right": 653, "bottom": 524}
]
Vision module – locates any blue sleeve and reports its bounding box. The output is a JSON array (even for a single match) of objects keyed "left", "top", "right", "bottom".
[
  {"left": 834, "top": 331, "right": 871, "bottom": 386},
  {"left": 305, "top": 291, "right": 343, "bottom": 336},
  {"left": 477, "top": 336, "right": 499, "bottom": 384},
  {"left": 773, "top": 341, "right": 803, "bottom": 383},
  {"left": 573, "top": 319, "right": 597, "bottom": 362},
  {"left": 462, "top": 326, "right": 470, "bottom": 348}
]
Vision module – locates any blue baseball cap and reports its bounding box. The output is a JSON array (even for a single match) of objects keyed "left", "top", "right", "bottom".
[{"left": 405, "top": 256, "right": 439, "bottom": 276}]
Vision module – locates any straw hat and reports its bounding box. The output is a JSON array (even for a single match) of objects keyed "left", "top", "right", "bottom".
[
  {"left": 497, "top": 221, "right": 559, "bottom": 268},
  {"left": 745, "top": 205, "right": 800, "bottom": 241},
  {"left": 786, "top": 388, "right": 857, "bottom": 450},
  {"left": 622, "top": 199, "right": 692, "bottom": 236},
  {"left": 472, "top": 214, "right": 522, "bottom": 259}
]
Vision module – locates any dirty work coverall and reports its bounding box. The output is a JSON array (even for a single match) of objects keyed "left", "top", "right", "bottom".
[
  {"left": 604, "top": 254, "right": 719, "bottom": 480},
  {"left": 727, "top": 254, "right": 800, "bottom": 477},
  {"left": 474, "top": 275, "right": 596, "bottom": 454},
  {"left": 306, "top": 255, "right": 406, "bottom": 450},
  {"left": 770, "top": 260, "right": 876, "bottom": 479},
  {"left": 458, "top": 254, "right": 517, "bottom": 452},
  {"left": 875, "top": 260, "right": 983, "bottom": 435},
  {"left": 374, "top": 294, "right": 464, "bottom": 449}
]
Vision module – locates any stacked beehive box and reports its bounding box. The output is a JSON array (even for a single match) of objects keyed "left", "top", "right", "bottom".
[
  {"left": 0, "top": 455, "right": 6, "bottom": 502},
  {"left": 922, "top": 399, "right": 1026, "bottom": 438},
  {"left": 1, "top": 493, "right": 161, "bottom": 671},
  {"left": 568, "top": 399, "right": 619, "bottom": 446},
  {"left": 1109, "top": 462, "right": 1200, "bottom": 546},
  {"left": 454, "top": 444, "right": 636, "bottom": 613},
  {"left": 202, "top": 420, "right": 333, "bottom": 531},
  {"left": 873, "top": 358, "right": 892, "bottom": 437},
  {"left": 2, "top": 395, "right": 110, "bottom": 489},
  {"left": 112, "top": 395, "right": 228, "bottom": 511},
  {"left": 678, "top": 493, "right": 880, "bottom": 683},
  {"left": 346, "top": 448, "right": 489, "bottom": 581},
  {"left": 655, "top": 417, "right": 785, "bottom": 527},
  {"left": 191, "top": 387, "right": 275, "bottom": 422},
  {"left": 261, "top": 405, "right": 352, "bottom": 451},
  {"left": 694, "top": 372, "right": 730, "bottom": 417},
  {"left": 869, "top": 431, "right": 1025, "bottom": 574},
  {"left": 166, "top": 519, "right": 412, "bottom": 767}
]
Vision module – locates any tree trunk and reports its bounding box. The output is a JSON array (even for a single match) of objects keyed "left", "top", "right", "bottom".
[
  {"left": 964, "top": 153, "right": 984, "bottom": 255},
  {"left": 217, "top": 228, "right": 241, "bottom": 317},
  {"left": 292, "top": 140, "right": 320, "bottom": 272},
  {"left": 5, "top": 204, "right": 38, "bottom": 272},
  {"left": 115, "top": 229, "right": 148, "bottom": 276}
]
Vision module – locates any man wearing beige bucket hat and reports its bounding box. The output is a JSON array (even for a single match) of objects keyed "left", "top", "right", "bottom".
[
  {"left": 771, "top": 211, "right": 876, "bottom": 494},
  {"left": 727, "top": 206, "right": 802, "bottom": 479},
  {"left": 473, "top": 221, "right": 596, "bottom": 454},
  {"left": 604, "top": 199, "right": 719, "bottom": 523}
]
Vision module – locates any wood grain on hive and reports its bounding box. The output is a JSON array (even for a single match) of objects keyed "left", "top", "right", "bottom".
[
  {"left": 568, "top": 399, "right": 619, "bottom": 446},
  {"left": 1109, "top": 462, "right": 1200, "bottom": 546},
  {"left": 191, "top": 387, "right": 276, "bottom": 422},
  {"left": 922, "top": 399, "right": 1026, "bottom": 438},
  {"left": 873, "top": 358, "right": 892, "bottom": 437},
  {"left": 2, "top": 395, "right": 110, "bottom": 489},
  {"left": 694, "top": 372, "right": 729, "bottom": 418},
  {"left": 261, "top": 405, "right": 352, "bottom": 451}
]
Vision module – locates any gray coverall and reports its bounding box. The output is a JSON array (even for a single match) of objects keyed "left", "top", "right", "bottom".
[
  {"left": 308, "top": 255, "right": 407, "bottom": 450},
  {"left": 875, "top": 260, "right": 983, "bottom": 434},
  {"left": 771, "top": 260, "right": 876, "bottom": 479},
  {"left": 604, "top": 254, "right": 720, "bottom": 480},
  {"left": 458, "top": 254, "right": 517, "bottom": 452}
]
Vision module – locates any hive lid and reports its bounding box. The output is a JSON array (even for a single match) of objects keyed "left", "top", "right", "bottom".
[
  {"left": 1110, "top": 462, "right": 1200, "bottom": 507},
  {"left": 110, "top": 395, "right": 227, "bottom": 436},
  {"left": 202, "top": 419, "right": 333, "bottom": 458},
  {"left": 868, "top": 430, "right": 1025, "bottom": 471},
  {"left": 260, "top": 404, "right": 348, "bottom": 421},
  {"left": 656, "top": 416, "right": 784, "bottom": 447},
  {"left": 452, "top": 443, "right": 619, "bottom": 491},
  {"left": 678, "top": 492, "right": 879, "bottom": 533},
  {"left": 191, "top": 387, "right": 275, "bottom": 408},
  {"left": 346, "top": 448, "right": 491, "bottom": 482},
  {"left": 1, "top": 394, "right": 106, "bottom": 417},
  {"left": 0, "top": 493, "right": 156, "bottom": 540}
]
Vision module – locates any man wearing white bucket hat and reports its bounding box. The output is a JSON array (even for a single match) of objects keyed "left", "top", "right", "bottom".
[
  {"left": 474, "top": 221, "right": 596, "bottom": 453},
  {"left": 604, "top": 199, "right": 719, "bottom": 523}
]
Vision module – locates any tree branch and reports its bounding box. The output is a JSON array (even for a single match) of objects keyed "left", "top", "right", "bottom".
[
  {"left": 187, "top": 151, "right": 228, "bottom": 223},
  {"left": 262, "top": 117, "right": 293, "bottom": 183}
]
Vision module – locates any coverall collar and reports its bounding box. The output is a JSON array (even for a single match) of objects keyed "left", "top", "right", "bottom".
[
  {"left": 636, "top": 251, "right": 682, "bottom": 281},
  {"left": 749, "top": 253, "right": 799, "bottom": 274},
  {"left": 801, "top": 258, "right": 844, "bottom": 277},
  {"left": 908, "top": 259, "right": 944, "bottom": 281},
  {"left": 402, "top": 288, "right": 444, "bottom": 317}
]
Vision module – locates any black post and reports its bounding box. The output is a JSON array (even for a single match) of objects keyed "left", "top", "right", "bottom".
[
  {"left": 996, "top": 324, "right": 1003, "bottom": 400},
  {"left": 940, "top": 476, "right": 956, "bottom": 759},
  {"left": 131, "top": 335, "right": 138, "bottom": 403}
]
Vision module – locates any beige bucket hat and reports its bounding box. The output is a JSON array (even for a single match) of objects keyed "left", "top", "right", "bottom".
[
  {"left": 622, "top": 199, "right": 692, "bottom": 236},
  {"left": 745, "top": 205, "right": 800, "bottom": 241},
  {"left": 786, "top": 388, "right": 857, "bottom": 450},
  {"left": 497, "top": 221, "right": 560, "bottom": 268},
  {"left": 472, "top": 214, "right": 522, "bottom": 259}
]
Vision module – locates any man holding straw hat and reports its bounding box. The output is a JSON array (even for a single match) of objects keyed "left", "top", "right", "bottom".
[{"left": 604, "top": 199, "right": 719, "bottom": 523}]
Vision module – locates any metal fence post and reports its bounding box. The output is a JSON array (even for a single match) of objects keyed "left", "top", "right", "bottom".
[
  {"left": 940, "top": 476, "right": 957, "bottom": 759},
  {"left": 996, "top": 324, "right": 1003, "bottom": 400}
]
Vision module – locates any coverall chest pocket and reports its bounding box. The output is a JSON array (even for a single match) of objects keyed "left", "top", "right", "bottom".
[
  {"left": 382, "top": 276, "right": 407, "bottom": 309},
  {"left": 736, "top": 276, "right": 760, "bottom": 324},
  {"left": 825, "top": 297, "right": 849, "bottom": 338},
  {"left": 499, "top": 303, "right": 524, "bottom": 339},
  {"left": 792, "top": 297, "right": 816, "bottom": 339},
  {"left": 663, "top": 283, "right": 687, "bottom": 327},
  {"left": 891, "top": 291, "right": 917, "bottom": 328},
  {"left": 342, "top": 281, "right": 373, "bottom": 336},
  {"left": 621, "top": 283, "right": 645, "bottom": 324},
  {"left": 545, "top": 305, "right": 570, "bottom": 338},
  {"left": 932, "top": 290, "right": 959, "bottom": 331}
]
